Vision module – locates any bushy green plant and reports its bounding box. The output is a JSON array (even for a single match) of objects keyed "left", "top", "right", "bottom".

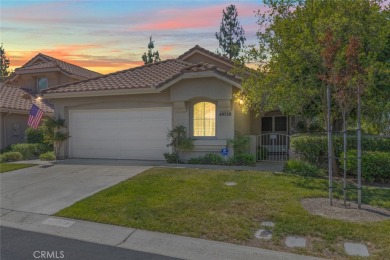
[
  {"left": 165, "top": 126, "right": 193, "bottom": 163},
  {"left": 291, "top": 135, "right": 390, "bottom": 165},
  {"left": 228, "top": 134, "right": 250, "bottom": 155},
  {"left": 163, "top": 152, "right": 180, "bottom": 164},
  {"left": 283, "top": 160, "right": 322, "bottom": 177},
  {"left": 228, "top": 153, "right": 256, "bottom": 166},
  {"left": 10, "top": 143, "right": 40, "bottom": 159},
  {"left": 42, "top": 117, "right": 69, "bottom": 160},
  {"left": 25, "top": 127, "right": 45, "bottom": 144},
  {"left": 0, "top": 151, "right": 22, "bottom": 162},
  {"left": 39, "top": 151, "right": 56, "bottom": 161},
  {"left": 257, "top": 146, "right": 268, "bottom": 160},
  {"left": 341, "top": 150, "right": 390, "bottom": 183},
  {"left": 188, "top": 153, "right": 225, "bottom": 165}
]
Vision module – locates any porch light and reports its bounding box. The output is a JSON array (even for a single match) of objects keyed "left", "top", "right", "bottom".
[{"left": 238, "top": 99, "right": 244, "bottom": 105}]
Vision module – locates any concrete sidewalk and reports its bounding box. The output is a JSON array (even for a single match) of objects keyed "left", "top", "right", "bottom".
[{"left": 1, "top": 209, "right": 322, "bottom": 260}]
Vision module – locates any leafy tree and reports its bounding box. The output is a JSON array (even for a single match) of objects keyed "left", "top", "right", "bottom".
[
  {"left": 215, "top": 5, "right": 246, "bottom": 60},
  {"left": 0, "top": 43, "right": 11, "bottom": 82},
  {"left": 42, "top": 117, "right": 69, "bottom": 160},
  {"left": 236, "top": 0, "right": 389, "bottom": 134},
  {"left": 141, "top": 36, "right": 161, "bottom": 65}
]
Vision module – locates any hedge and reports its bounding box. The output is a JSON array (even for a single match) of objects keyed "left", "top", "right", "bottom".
[
  {"left": 341, "top": 150, "right": 390, "bottom": 183},
  {"left": 283, "top": 160, "right": 322, "bottom": 177},
  {"left": 0, "top": 152, "right": 23, "bottom": 162},
  {"left": 39, "top": 151, "right": 56, "bottom": 161},
  {"left": 290, "top": 135, "right": 390, "bottom": 165}
]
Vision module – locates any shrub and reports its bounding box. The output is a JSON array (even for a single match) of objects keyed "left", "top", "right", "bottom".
[
  {"left": 165, "top": 126, "right": 193, "bottom": 163},
  {"left": 25, "top": 127, "right": 45, "bottom": 144},
  {"left": 228, "top": 134, "right": 250, "bottom": 155},
  {"left": 163, "top": 152, "right": 180, "bottom": 163},
  {"left": 257, "top": 146, "right": 268, "bottom": 160},
  {"left": 39, "top": 151, "right": 56, "bottom": 161},
  {"left": 188, "top": 153, "right": 225, "bottom": 165},
  {"left": 0, "top": 151, "right": 23, "bottom": 162},
  {"left": 228, "top": 153, "right": 256, "bottom": 166},
  {"left": 341, "top": 150, "right": 390, "bottom": 183},
  {"left": 290, "top": 135, "right": 390, "bottom": 165},
  {"left": 10, "top": 143, "right": 41, "bottom": 159},
  {"left": 284, "top": 160, "right": 322, "bottom": 177}
]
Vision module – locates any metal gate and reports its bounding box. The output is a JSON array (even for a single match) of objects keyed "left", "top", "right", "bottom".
[{"left": 257, "top": 133, "right": 290, "bottom": 161}]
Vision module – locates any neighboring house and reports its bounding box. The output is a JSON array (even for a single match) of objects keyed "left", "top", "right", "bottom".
[
  {"left": 3, "top": 53, "right": 102, "bottom": 94},
  {"left": 0, "top": 84, "right": 54, "bottom": 149},
  {"left": 0, "top": 53, "right": 101, "bottom": 150},
  {"left": 42, "top": 45, "right": 294, "bottom": 160}
]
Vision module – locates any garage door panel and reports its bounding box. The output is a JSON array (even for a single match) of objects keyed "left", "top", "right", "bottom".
[{"left": 69, "top": 108, "right": 172, "bottom": 160}]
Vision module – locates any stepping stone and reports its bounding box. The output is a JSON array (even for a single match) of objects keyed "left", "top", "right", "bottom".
[
  {"left": 344, "top": 242, "right": 369, "bottom": 257},
  {"left": 285, "top": 236, "right": 306, "bottom": 248},
  {"left": 224, "top": 182, "right": 237, "bottom": 186},
  {"left": 261, "top": 221, "right": 275, "bottom": 227},
  {"left": 254, "top": 229, "right": 273, "bottom": 240}
]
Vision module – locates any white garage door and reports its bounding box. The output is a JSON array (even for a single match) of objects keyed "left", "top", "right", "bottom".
[{"left": 69, "top": 107, "right": 172, "bottom": 160}]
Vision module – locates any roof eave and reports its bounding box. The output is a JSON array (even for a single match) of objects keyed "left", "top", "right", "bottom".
[
  {"left": 157, "top": 71, "right": 241, "bottom": 92},
  {"left": 42, "top": 87, "right": 158, "bottom": 99}
]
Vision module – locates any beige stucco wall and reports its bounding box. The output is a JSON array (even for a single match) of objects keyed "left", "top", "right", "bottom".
[
  {"left": 181, "top": 53, "right": 233, "bottom": 72},
  {"left": 9, "top": 72, "right": 77, "bottom": 93},
  {"left": 0, "top": 112, "right": 29, "bottom": 149},
  {"left": 170, "top": 77, "right": 236, "bottom": 158}
]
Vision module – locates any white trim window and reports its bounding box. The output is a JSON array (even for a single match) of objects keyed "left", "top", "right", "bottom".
[
  {"left": 37, "top": 77, "right": 48, "bottom": 92},
  {"left": 193, "top": 101, "right": 216, "bottom": 137}
]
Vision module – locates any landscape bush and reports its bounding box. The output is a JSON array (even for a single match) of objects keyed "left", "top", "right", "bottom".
[
  {"left": 283, "top": 160, "right": 322, "bottom": 177},
  {"left": 0, "top": 152, "right": 23, "bottom": 162},
  {"left": 10, "top": 143, "right": 41, "bottom": 160},
  {"left": 25, "top": 127, "right": 45, "bottom": 144},
  {"left": 341, "top": 150, "right": 390, "bottom": 183},
  {"left": 228, "top": 153, "right": 256, "bottom": 166},
  {"left": 188, "top": 153, "right": 256, "bottom": 166},
  {"left": 290, "top": 135, "right": 390, "bottom": 165},
  {"left": 163, "top": 152, "right": 180, "bottom": 163},
  {"left": 188, "top": 153, "right": 225, "bottom": 165},
  {"left": 39, "top": 151, "right": 56, "bottom": 161}
]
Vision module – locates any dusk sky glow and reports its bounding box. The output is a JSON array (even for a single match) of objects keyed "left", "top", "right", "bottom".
[{"left": 1, "top": 0, "right": 262, "bottom": 74}]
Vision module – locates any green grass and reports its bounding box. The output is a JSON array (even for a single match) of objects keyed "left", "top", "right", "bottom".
[
  {"left": 56, "top": 168, "right": 390, "bottom": 259},
  {"left": 0, "top": 163, "right": 36, "bottom": 173}
]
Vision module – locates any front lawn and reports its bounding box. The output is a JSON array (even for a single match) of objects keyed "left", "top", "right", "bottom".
[
  {"left": 56, "top": 168, "right": 390, "bottom": 259},
  {"left": 0, "top": 163, "right": 37, "bottom": 173}
]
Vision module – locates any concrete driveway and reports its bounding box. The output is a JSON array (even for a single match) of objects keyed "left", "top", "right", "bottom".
[{"left": 0, "top": 163, "right": 151, "bottom": 215}]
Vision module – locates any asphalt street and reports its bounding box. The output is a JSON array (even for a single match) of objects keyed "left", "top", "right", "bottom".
[{"left": 0, "top": 227, "right": 177, "bottom": 260}]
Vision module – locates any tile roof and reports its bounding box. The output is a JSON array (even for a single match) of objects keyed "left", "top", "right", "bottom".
[
  {"left": 0, "top": 84, "right": 54, "bottom": 114},
  {"left": 177, "top": 45, "right": 235, "bottom": 66},
  {"left": 43, "top": 59, "right": 192, "bottom": 94},
  {"left": 43, "top": 59, "right": 241, "bottom": 95},
  {"left": 15, "top": 53, "right": 102, "bottom": 79}
]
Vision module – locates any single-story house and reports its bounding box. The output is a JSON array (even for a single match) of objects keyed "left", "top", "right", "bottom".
[
  {"left": 42, "top": 45, "right": 295, "bottom": 160},
  {"left": 0, "top": 53, "right": 101, "bottom": 150},
  {"left": 0, "top": 84, "right": 54, "bottom": 149}
]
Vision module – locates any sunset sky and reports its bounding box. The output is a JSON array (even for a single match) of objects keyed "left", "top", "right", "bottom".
[{"left": 1, "top": 0, "right": 262, "bottom": 74}]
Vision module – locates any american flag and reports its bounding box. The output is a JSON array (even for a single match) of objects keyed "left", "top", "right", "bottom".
[{"left": 28, "top": 104, "right": 44, "bottom": 129}]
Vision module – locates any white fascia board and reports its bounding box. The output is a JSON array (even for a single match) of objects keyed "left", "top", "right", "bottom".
[{"left": 42, "top": 88, "right": 158, "bottom": 99}]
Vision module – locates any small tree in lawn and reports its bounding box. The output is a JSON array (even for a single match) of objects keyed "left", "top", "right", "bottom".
[
  {"left": 142, "top": 36, "right": 161, "bottom": 65},
  {"left": 164, "top": 126, "right": 193, "bottom": 163},
  {"left": 215, "top": 4, "right": 246, "bottom": 60},
  {"left": 0, "top": 43, "right": 11, "bottom": 82},
  {"left": 42, "top": 117, "right": 69, "bottom": 160}
]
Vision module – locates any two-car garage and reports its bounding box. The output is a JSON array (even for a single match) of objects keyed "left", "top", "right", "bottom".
[{"left": 68, "top": 107, "right": 172, "bottom": 160}]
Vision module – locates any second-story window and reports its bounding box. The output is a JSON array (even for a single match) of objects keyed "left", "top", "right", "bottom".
[{"left": 37, "top": 77, "right": 48, "bottom": 92}]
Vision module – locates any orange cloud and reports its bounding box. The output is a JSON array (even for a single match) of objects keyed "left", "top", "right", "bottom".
[{"left": 131, "top": 3, "right": 259, "bottom": 31}]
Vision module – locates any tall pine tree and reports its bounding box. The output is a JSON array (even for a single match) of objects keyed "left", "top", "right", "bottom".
[
  {"left": 0, "top": 43, "right": 11, "bottom": 82},
  {"left": 215, "top": 5, "right": 246, "bottom": 60},
  {"left": 142, "top": 36, "right": 161, "bottom": 65}
]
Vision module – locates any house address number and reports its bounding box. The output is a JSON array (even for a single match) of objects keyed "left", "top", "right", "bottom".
[{"left": 219, "top": 111, "right": 232, "bottom": 116}]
